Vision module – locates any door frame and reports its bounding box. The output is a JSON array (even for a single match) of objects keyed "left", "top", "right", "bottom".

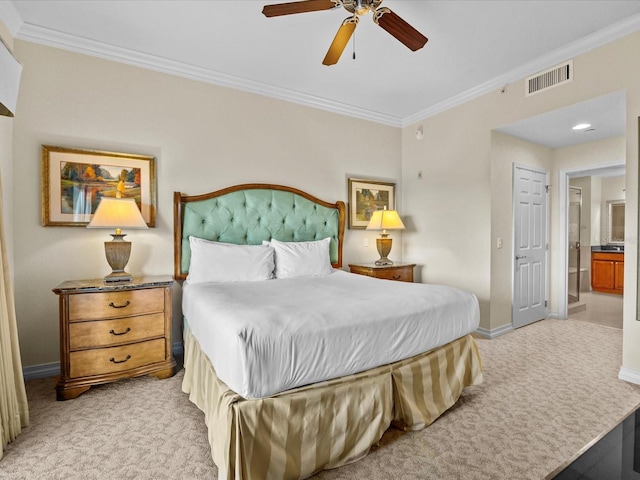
[
  {"left": 558, "top": 160, "right": 625, "bottom": 319},
  {"left": 568, "top": 185, "right": 583, "bottom": 303},
  {"left": 512, "top": 163, "right": 550, "bottom": 327}
]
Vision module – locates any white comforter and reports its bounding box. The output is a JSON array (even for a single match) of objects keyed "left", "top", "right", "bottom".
[{"left": 183, "top": 269, "right": 479, "bottom": 399}]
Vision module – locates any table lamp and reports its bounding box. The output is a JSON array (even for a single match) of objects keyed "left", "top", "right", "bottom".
[
  {"left": 87, "top": 196, "right": 148, "bottom": 283},
  {"left": 366, "top": 207, "right": 405, "bottom": 266}
]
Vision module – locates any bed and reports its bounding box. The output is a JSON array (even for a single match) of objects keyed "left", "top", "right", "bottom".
[{"left": 174, "top": 183, "right": 483, "bottom": 480}]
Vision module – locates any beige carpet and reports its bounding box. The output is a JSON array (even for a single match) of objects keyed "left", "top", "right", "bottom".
[{"left": 1, "top": 319, "right": 639, "bottom": 480}]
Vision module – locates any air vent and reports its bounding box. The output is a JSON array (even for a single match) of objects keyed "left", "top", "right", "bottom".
[{"left": 526, "top": 60, "right": 573, "bottom": 96}]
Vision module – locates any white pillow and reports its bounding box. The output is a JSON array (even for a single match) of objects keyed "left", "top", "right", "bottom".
[
  {"left": 270, "top": 237, "right": 333, "bottom": 278},
  {"left": 187, "top": 237, "right": 275, "bottom": 283}
]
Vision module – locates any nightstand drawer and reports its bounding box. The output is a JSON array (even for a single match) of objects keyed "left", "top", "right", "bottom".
[
  {"left": 69, "top": 338, "right": 166, "bottom": 378},
  {"left": 372, "top": 268, "right": 413, "bottom": 282},
  {"left": 69, "top": 288, "right": 164, "bottom": 321},
  {"left": 348, "top": 263, "right": 416, "bottom": 283},
  {"left": 69, "top": 313, "right": 165, "bottom": 350}
]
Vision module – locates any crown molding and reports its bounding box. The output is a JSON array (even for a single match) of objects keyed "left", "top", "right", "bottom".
[
  {"left": 14, "top": 22, "right": 402, "bottom": 127},
  {"left": 402, "top": 12, "right": 640, "bottom": 127}
]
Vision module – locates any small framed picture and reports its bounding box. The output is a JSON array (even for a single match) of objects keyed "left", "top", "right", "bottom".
[
  {"left": 41, "top": 145, "right": 156, "bottom": 227},
  {"left": 348, "top": 178, "right": 396, "bottom": 229}
]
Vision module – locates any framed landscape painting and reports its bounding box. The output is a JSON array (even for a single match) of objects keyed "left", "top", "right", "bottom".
[
  {"left": 41, "top": 145, "right": 156, "bottom": 227},
  {"left": 348, "top": 178, "right": 396, "bottom": 229}
]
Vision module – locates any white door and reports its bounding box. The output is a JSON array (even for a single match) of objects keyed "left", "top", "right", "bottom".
[{"left": 513, "top": 165, "right": 548, "bottom": 329}]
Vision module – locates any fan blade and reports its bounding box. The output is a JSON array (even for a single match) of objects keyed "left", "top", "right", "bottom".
[
  {"left": 262, "top": 0, "right": 339, "bottom": 17},
  {"left": 322, "top": 16, "right": 358, "bottom": 66},
  {"left": 373, "top": 7, "right": 428, "bottom": 51}
]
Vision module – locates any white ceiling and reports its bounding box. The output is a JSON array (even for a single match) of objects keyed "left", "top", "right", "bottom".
[
  {"left": 496, "top": 91, "right": 627, "bottom": 149},
  {"left": 1, "top": 0, "right": 640, "bottom": 133}
]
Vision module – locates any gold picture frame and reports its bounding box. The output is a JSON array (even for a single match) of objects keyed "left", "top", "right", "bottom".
[
  {"left": 41, "top": 145, "right": 156, "bottom": 227},
  {"left": 348, "top": 178, "right": 396, "bottom": 229}
]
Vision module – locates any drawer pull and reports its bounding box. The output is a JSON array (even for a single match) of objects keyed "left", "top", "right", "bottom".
[
  {"left": 109, "top": 355, "right": 131, "bottom": 364},
  {"left": 109, "top": 300, "right": 131, "bottom": 309},
  {"left": 109, "top": 327, "right": 131, "bottom": 336},
  {"left": 392, "top": 275, "right": 401, "bottom": 280}
]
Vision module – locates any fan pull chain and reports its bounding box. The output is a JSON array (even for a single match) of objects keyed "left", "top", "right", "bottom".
[{"left": 353, "top": 31, "right": 356, "bottom": 60}]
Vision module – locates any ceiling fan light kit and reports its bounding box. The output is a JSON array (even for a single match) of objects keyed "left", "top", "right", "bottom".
[{"left": 262, "top": 0, "right": 428, "bottom": 65}]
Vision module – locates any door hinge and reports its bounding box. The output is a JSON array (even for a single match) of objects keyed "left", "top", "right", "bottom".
[
  {"left": 545, "top": 300, "right": 548, "bottom": 307},
  {"left": 545, "top": 185, "right": 551, "bottom": 193}
]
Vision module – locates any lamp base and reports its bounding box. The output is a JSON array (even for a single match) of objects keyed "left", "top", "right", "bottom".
[
  {"left": 375, "top": 235, "right": 394, "bottom": 266},
  {"left": 104, "top": 234, "right": 133, "bottom": 284},
  {"left": 104, "top": 272, "right": 133, "bottom": 283},
  {"left": 374, "top": 258, "right": 394, "bottom": 266}
]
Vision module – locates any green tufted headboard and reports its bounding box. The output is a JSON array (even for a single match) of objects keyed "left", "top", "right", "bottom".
[{"left": 173, "top": 184, "right": 346, "bottom": 280}]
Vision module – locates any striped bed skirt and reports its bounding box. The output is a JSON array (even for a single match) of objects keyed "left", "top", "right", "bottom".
[{"left": 182, "top": 325, "right": 483, "bottom": 480}]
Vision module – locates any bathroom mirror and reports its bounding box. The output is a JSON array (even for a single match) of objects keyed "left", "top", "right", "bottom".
[{"left": 607, "top": 200, "right": 625, "bottom": 244}]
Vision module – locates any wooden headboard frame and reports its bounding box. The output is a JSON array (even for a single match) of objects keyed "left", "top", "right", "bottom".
[{"left": 173, "top": 183, "right": 346, "bottom": 280}]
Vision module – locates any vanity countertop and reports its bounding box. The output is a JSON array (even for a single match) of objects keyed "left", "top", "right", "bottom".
[{"left": 591, "top": 245, "right": 624, "bottom": 253}]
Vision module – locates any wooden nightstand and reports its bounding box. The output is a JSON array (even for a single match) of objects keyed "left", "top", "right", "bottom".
[
  {"left": 53, "top": 275, "right": 176, "bottom": 400},
  {"left": 348, "top": 263, "right": 416, "bottom": 283}
]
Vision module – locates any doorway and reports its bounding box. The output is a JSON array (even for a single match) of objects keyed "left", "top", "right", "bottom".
[{"left": 559, "top": 163, "right": 625, "bottom": 319}]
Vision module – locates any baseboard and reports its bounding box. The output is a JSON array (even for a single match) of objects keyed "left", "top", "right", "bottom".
[
  {"left": 475, "top": 323, "right": 513, "bottom": 339},
  {"left": 23, "top": 362, "right": 60, "bottom": 380},
  {"left": 23, "top": 341, "right": 184, "bottom": 381},
  {"left": 618, "top": 366, "right": 640, "bottom": 385}
]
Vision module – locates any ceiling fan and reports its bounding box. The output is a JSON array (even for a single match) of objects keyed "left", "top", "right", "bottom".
[{"left": 262, "top": 0, "right": 428, "bottom": 66}]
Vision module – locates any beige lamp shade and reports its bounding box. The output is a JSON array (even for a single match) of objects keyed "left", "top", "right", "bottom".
[
  {"left": 366, "top": 208, "right": 405, "bottom": 266},
  {"left": 87, "top": 197, "right": 147, "bottom": 283},
  {"left": 366, "top": 209, "right": 405, "bottom": 233},
  {"left": 87, "top": 197, "right": 148, "bottom": 232}
]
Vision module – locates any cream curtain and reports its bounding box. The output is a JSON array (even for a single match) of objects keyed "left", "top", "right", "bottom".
[{"left": 0, "top": 173, "right": 28, "bottom": 459}]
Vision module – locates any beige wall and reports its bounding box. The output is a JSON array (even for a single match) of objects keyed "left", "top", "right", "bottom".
[
  {"left": 11, "top": 41, "right": 401, "bottom": 367},
  {"left": 401, "top": 32, "right": 640, "bottom": 375}
]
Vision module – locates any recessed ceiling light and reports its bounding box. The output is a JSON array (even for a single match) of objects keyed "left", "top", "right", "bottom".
[{"left": 572, "top": 123, "right": 592, "bottom": 130}]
